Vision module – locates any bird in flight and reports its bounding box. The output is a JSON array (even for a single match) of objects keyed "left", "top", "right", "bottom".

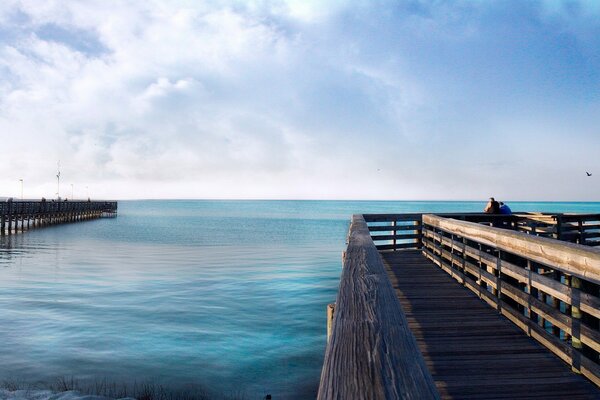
[{"left": 586, "top": 171, "right": 592, "bottom": 176}]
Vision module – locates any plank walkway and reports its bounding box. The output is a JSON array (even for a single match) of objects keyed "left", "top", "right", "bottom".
[{"left": 381, "top": 249, "right": 600, "bottom": 400}]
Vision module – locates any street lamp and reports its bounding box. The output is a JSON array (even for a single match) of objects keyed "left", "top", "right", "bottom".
[
  {"left": 56, "top": 161, "right": 61, "bottom": 199},
  {"left": 19, "top": 179, "right": 23, "bottom": 200},
  {"left": 71, "top": 184, "right": 74, "bottom": 200}
]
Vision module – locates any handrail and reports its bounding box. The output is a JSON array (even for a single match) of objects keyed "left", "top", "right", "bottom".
[
  {"left": 423, "top": 214, "right": 600, "bottom": 284},
  {"left": 318, "top": 214, "right": 439, "bottom": 399}
]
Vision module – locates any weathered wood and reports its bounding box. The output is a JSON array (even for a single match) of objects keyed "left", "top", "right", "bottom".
[
  {"left": 420, "top": 218, "right": 600, "bottom": 387},
  {"left": 423, "top": 229, "right": 600, "bottom": 319},
  {"left": 423, "top": 214, "right": 600, "bottom": 284},
  {"left": 376, "top": 242, "right": 420, "bottom": 251},
  {"left": 0, "top": 200, "right": 117, "bottom": 234},
  {"left": 364, "top": 214, "right": 423, "bottom": 222},
  {"left": 326, "top": 303, "right": 335, "bottom": 344},
  {"left": 372, "top": 233, "right": 421, "bottom": 242},
  {"left": 382, "top": 250, "right": 600, "bottom": 399},
  {"left": 369, "top": 225, "right": 422, "bottom": 232},
  {"left": 318, "top": 215, "right": 439, "bottom": 400}
]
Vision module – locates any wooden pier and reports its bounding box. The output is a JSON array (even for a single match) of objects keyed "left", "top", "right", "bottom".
[
  {"left": 0, "top": 200, "right": 117, "bottom": 235},
  {"left": 319, "top": 212, "right": 600, "bottom": 399}
]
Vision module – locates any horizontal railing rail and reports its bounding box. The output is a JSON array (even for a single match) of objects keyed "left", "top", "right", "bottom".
[
  {"left": 318, "top": 214, "right": 439, "bottom": 399},
  {"left": 421, "top": 214, "right": 600, "bottom": 386}
]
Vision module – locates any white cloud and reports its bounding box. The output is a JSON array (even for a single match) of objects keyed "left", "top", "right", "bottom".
[{"left": 1, "top": 1, "right": 600, "bottom": 200}]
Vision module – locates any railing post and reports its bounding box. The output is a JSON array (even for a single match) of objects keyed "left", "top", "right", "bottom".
[
  {"left": 555, "top": 214, "right": 563, "bottom": 240},
  {"left": 552, "top": 271, "right": 561, "bottom": 337},
  {"left": 570, "top": 275, "right": 582, "bottom": 373},
  {"left": 416, "top": 218, "right": 423, "bottom": 249},
  {"left": 578, "top": 220, "right": 586, "bottom": 245},
  {"left": 393, "top": 219, "right": 397, "bottom": 251},
  {"left": 496, "top": 250, "right": 502, "bottom": 312},
  {"left": 526, "top": 260, "right": 537, "bottom": 322},
  {"left": 326, "top": 303, "right": 335, "bottom": 343}
]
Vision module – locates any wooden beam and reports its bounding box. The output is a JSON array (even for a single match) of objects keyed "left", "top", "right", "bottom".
[{"left": 318, "top": 214, "right": 439, "bottom": 400}]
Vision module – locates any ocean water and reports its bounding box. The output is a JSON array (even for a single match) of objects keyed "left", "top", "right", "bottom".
[{"left": 1, "top": 200, "right": 600, "bottom": 399}]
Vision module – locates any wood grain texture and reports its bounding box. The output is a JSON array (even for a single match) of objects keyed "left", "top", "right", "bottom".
[
  {"left": 423, "top": 214, "right": 600, "bottom": 284},
  {"left": 382, "top": 250, "right": 600, "bottom": 399},
  {"left": 421, "top": 228, "right": 600, "bottom": 386},
  {"left": 318, "top": 215, "right": 439, "bottom": 400}
]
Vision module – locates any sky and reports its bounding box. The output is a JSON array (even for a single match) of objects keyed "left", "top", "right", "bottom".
[{"left": 1, "top": 0, "right": 599, "bottom": 201}]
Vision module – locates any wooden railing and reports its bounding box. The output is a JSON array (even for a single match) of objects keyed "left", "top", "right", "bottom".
[
  {"left": 421, "top": 214, "right": 600, "bottom": 386},
  {"left": 365, "top": 212, "right": 600, "bottom": 252},
  {"left": 0, "top": 200, "right": 117, "bottom": 215},
  {"left": 364, "top": 214, "right": 423, "bottom": 251},
  {"left": 0, "top": 200, "right": 118, "bottom": 235},
  {"left": 318, "top": 215, "right": 440, "bottom": 399},
  {"left": 557, "top": 214, "right": 600, "bottom": 246}
]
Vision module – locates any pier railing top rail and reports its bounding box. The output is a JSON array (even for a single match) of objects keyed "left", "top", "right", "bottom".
[{"left": 318, "top": 214, "right": 439, "bottom": 400}]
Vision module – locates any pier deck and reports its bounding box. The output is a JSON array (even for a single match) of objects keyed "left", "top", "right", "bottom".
[
  {"left": 382, "top": 250, "right": 599, "bottom": 399},
  {"left": 0, "top": 200, "right": 117, "bottom": 235},
  {"left": 318, "top": 212, "right": 600, "bottom": 399}
]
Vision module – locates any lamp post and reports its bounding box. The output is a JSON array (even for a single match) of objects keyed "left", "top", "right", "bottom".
[
  {"left": 56, "top": 161, "right": 61, "bottom": 200},
  {"left": 19, "top": 179, "right": 23, "bottom": 200},
  {"left": 86, "top": 186, "right": 89, "bottom": 199},
  {"left": 71, "top": 184, "right": 74, "bottom": 200}
]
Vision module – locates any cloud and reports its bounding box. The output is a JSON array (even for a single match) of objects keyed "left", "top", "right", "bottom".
[{"left": 1, "top": 1, "right": 600, "bottom": 200}]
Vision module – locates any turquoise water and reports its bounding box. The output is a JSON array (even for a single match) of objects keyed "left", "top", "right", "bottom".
[{"left": 1, "top": 200, "right": 600, "bottom": 399}]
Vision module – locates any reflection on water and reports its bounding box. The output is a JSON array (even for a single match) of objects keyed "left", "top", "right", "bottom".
[{"left": 1, "top": 200, "right": 599, "bottom": 399}]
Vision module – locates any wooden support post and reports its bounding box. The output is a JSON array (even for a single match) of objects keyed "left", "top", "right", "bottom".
[
  {"left": 564, "top": 274, "right": 572, "bottom": 343},
  {"left": 326, "top": 303, "right": 335, "bottom": 343},
  {"left": 555, "top": 215, "right": 563, "bottom": 240},
  {"left": 552, "top": 271, "right": 561, "bottom": 337},
  {"left": 527, "top": 260, "right": 537, "bottom": 322},
  {"left": 496, "top": 250, "right": 502, "bottom": 312},
  {"left": 392, "top": 220, "right": 397, "bottom": 251},
  {"left": 0, "top": 215, "right": 4, "bottom": 235},
  {"left": 571, "top": 275, "right": 582, "bottom": 373}
]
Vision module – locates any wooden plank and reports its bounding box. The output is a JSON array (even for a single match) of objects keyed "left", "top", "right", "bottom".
[
  {"left": 369, "top": 225, "right": 422, "bottom": 232},
  {"left": 372, "top": 233, "right": 421, "bottom": 241},
  {"left": 377, "top": 242, "right": 420, "bottom": 251},
  {"left": 382, "top": 250, "right": 599, "bottom": 399},
  {"left": 363, "top": 214, "right": 423, "bottom": 222},
  {"left": 317, "top": 215, "right": 439, "bottom": 400}
]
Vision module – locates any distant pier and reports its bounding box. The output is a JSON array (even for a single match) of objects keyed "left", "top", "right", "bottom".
[
  {"left": 0, "top": 200, "right": 117, "bottom": 235},
  {"left": 319, "top": 212, "right": 600, "bottom": 399}
]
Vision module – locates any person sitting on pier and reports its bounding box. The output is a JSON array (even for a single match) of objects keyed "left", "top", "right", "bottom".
[
  {"left": 499, "top": 202, "right": 512, "bottom": 215},
  {"left": 484, "top": 197, "right": 500, "bottom": 214}
]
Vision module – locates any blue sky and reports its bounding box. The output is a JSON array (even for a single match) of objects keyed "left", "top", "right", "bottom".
[{"left": 1, "top": 0, "right": 599, "bottom": 200}]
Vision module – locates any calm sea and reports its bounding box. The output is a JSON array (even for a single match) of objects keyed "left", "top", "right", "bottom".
[{"left": 1, "top": 200, "right": 600, "bottom": 399}]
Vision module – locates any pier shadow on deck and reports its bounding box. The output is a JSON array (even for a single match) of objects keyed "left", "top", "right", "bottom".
[{"left": 382, "top": 249, "right": 599, "bottom": 400}]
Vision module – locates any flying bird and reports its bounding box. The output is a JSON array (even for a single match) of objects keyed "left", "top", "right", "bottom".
[{"left": 586, "top": 172, "right": 592, "bottom": 176}]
